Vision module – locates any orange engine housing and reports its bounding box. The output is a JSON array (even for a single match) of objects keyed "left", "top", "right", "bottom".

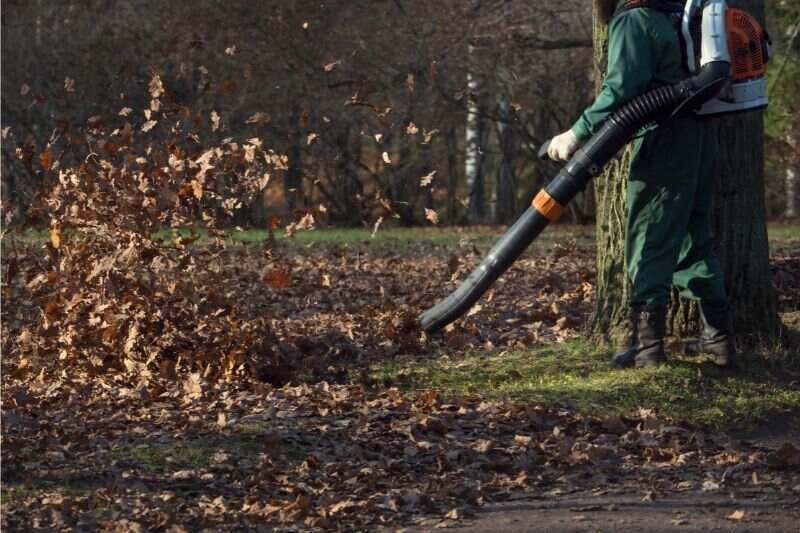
[{"left": 726, "top": 8, "right": 769, "bottom": 81}]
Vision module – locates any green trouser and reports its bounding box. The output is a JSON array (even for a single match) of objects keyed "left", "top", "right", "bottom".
[{"left": 625, "top": 116, "right": 728, "bottom": 307}]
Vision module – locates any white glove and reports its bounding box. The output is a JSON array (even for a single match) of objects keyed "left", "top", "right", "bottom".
[{"left": 547, "top": 129, "right": 580, "bottom": 162}]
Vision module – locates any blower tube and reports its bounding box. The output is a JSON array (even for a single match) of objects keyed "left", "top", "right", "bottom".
[{"left": 418, "top": 61, "right": 730, "bottom": 334}]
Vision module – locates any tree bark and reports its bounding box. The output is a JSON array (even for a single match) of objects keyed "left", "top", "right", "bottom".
[
  {"left": 285, "top": 108, "right": 304, "bottom": 212},
  {"left": 464, "top": 0, "right": 486, "bottom": 222},
  {"left": 446, "top": 124, "right": 460, "bottom": 224},
  {"left": 591, "top": 5, "right": 633, "bottom": 340},
  {"left": 786, "top": 135, "right": 798, "bottom": 219},
  {"left": 592, "top": 0, "right": 779, "bottom": 342},
  {"left": 494, "top": 94, "right": 516, "bottom": 224}
]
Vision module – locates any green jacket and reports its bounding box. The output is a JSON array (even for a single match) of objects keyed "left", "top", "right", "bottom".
[{"left": 571, "top": 4, "right": 687, "bottom": 141}]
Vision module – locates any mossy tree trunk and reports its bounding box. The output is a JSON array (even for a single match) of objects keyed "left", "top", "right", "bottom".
[
  {"left": 591, "top": 5, "right": 633, "bottom": 341},
  {"left": 591, "top": 0, "right": 779, "bottom": 343}
]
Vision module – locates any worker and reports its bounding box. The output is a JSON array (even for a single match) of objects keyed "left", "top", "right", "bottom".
[{"left": 547, "top": 0, "right": 736, "bottom": 369}]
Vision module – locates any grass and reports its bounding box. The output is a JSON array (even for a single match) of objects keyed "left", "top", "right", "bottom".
[
  {"left": 6, "top": 222, "right": 795, "bottom": 256},
  {"left": 154, "top": 225, "right": 552, "bottom": 252},
  {"left": 374, "top": 338, "right": 800, "bottom": 431},
  {"left": 767, "top": 222, "right": 800, "bottom": 242}
]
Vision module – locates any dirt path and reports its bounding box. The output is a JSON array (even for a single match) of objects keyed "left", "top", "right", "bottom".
[
  {"left": 411, "top": 490, "right": 800, "bottom": 532},
  {"left": 408, "top": 431, "right": 800, "bottom": 532}
]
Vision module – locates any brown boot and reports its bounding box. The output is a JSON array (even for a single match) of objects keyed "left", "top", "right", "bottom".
[
  {"left": 612, "top": 305, "right": 667, "bottom": 369},
  {"left": 685, "top": 301, "right": 737, "bottom": 369}
]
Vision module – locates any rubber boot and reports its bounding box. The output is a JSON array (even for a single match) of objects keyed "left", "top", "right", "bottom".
[
  {"left": 685, "top": 301, "right": 736, "bottom": 368},
  {"left": 612, "top": 305, "right": 667, "bottom": 368}
]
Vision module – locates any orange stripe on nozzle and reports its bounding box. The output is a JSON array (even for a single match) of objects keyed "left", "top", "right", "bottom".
[{"left": 532, "top": 190, "right": 565, "bottom": 222}]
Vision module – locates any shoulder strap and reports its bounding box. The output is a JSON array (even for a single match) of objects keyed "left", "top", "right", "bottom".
[{"left": 617, "top": 0, "right": 685, "bottom": 16}]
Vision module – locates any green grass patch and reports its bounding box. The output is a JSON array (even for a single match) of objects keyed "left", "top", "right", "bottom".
[
  {"left": 768, "top": 223, "right": 800, "bottom": 242},
  {"left": 6, "top": 222, "right": 794, "bottom": 254},
  {"left": 106, "top": 428, "right": 267, "bottom": 474},
  {"left": 375, "top": 338, "right": 800, "bottom": 431}
]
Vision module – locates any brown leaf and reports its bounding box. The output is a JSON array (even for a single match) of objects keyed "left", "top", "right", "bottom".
[
  {"left": 262, "top": 268, "right": 292, "bottom": 289},
  {"left": 424, "top": 208, "right": 439, "bottom": 225},
  {"left": 40, "top": 148, "right": 53, "bottom": 171},
  {"left": 769, "top": 442, "right": 800, "bottom": 468},
  {"left": 419, "top": 170, "right": 436, "bottom": 188},
  {"left": 49, "top": 226, "right": 62, "bottom": 249},
  {"left": 727, "top": 510, "right": 746, "bottom": 521}
]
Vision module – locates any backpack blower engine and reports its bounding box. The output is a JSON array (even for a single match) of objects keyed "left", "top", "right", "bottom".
[{"left": 419, "top": 0, "right": 770, "bottom": 334}]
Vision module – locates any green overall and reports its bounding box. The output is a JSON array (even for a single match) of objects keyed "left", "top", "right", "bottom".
[{"left": 570, "top": 4, "right": 727, "bottom": 307}]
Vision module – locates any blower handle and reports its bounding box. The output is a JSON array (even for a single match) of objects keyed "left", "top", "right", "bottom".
[{"left": 538, "top": 138, "right": 553, "bottom": 161}]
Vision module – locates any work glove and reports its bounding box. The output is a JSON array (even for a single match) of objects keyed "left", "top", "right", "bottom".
[{"left": 547, "top": 129, "right": 580, "bottom": 162}]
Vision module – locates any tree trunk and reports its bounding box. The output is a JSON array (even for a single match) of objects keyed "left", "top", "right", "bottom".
[
  {"left": 446, "top": 124, "right": 460, "bottom": 224},
  {"left": 285, "top": 111, "right": 303, "bottom": 213},
  {"left": 494, "top": 94, "right": 516, "bottom": 224},
  {"left": 786, "top": 135, "right": 798, "bottom": 219},
  {"left": 591, "top": 6, "right": 632, "bottom": 339},
  {"left": 591, "top": 0, "right": 779, "bottom": 342},
  {"left": 465, "top": 0, "right": 486, "bottom": 222}
]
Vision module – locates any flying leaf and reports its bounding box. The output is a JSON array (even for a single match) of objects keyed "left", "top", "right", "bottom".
[
  {"left": 407, "top": 122, "right": 419, "bottom": 135},
  {"left": 324, "top": 60, "right": 341, "bottom": 72},
  {"left": 727, "top": 510, "right": 745, "bottom": 521},
  {"left": 225, "top": 45, "right": 237, "bottom": 55},
  {"left": 382, "top": 152, "right": 391, "bottom": 164},
  {"left": 425, "top": 208, "right": 439, "bottom": 225},
  {"left": 307, "top": 133, "right": 318, "bottom": 145},
  {"left": 148, "top": 72, "right": 164, "bottom": 100},
  {"left": 371, "top": 216, "right": 384, "bottom": 238},
  {"left": 64, "top": 77, "right": 75, "bottom": 92},
  {"left": 191, "top": 180, "right": 203, "bottom": 199},
  {"left": 422, "top": 128, "right": 440, "bottom": 144},
  {"left": 419, "top": 170, "right": 436, "bottom": 187},
  {"left": 246, "top": 112, "right": 272, "bottom": 125},
  {"left": 406, "top": 73, "right": 415, "bottom": 92},
  {"left": 49, "top": 226, "right": 61, "bottom": 249},
  {"left": 211, "top": 111, "right": 221, "bottom": 132},
  {"left": 20, "top": 83, "right": 30, "bottom": 96},
  {"left": 141, "top": 120, "right": 157, "bottom": 132}
]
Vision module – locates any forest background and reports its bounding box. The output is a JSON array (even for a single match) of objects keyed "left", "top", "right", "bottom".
[{"left": 2, "top": 0, "right": 797, "bottom": 229}]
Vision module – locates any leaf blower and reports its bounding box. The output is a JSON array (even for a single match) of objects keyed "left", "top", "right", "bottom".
[{"left": 419, "top": 0, "right": 770, "bottom": 334}]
